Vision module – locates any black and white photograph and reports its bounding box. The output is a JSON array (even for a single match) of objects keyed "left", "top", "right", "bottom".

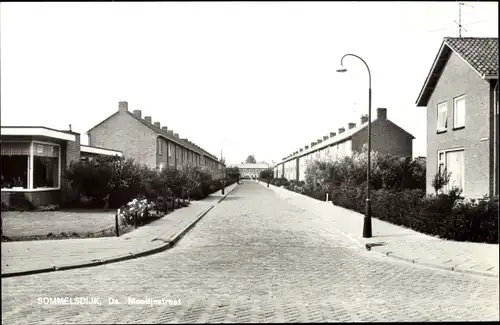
[{"left": 1, "top": 1, "right": 499, "bottom": 323}]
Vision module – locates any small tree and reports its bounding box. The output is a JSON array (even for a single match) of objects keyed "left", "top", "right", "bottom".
[
  {"left": 245, "top": 155, "right": 257, "bottom": 164},
  {"left": 432, "top": 168, "right": 451, "bottom": 195},
  {"left": 184, "top": 165, "right": 203, "bottom": 202},
  {"left": 259, "top": 168, "right": 274, "bottom": 186},
  {"left": 226, "top": 166, "right": 240, "bottom": 184}
]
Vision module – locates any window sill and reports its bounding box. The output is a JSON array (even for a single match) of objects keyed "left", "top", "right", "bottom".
[
  {"left": 436, "top": 129, "right": 447, "bottom": 134},
  {"left": 1, "top": 188, "right": 60, "bottom": 192},
  {"left": 452, "top": 126, "right": 465, "bottom": 131}
]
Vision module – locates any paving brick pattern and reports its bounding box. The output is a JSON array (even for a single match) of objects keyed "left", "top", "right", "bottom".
[
  {"left": 2, "top": 182, "right": 499, "bottom": 323},
  {"left": 262, "top": 182, "right": 499, "bottom": 277}
]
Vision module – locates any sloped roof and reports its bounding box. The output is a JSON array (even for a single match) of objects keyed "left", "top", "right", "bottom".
[
  {"left": 445, "top": 37, "right": 498, "bottom": 77},
  {"left": 126, "top": 112, "right": 219, "bottom": 161},
  {"left": 416, "top": 37, "right": 498, "bottom": 107},
  {"left": 86, "top": 109, "right": 219, "bottom": 161},
  {"left": 275, "top": 117, "right": 415, "bottom": 167}
]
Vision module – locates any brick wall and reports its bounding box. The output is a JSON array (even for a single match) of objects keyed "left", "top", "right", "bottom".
[
  {"left": 352, "top": 119, "right": 413, "bottom": 157},
  {"left": 88, "top": 109, "right": 157, "bottom": 168},
  {"left": 426, "top": 50, "right": 491, "bottom": 198},
  {"left": 61, "top": 133, "right": 81, "bottom": 204}
]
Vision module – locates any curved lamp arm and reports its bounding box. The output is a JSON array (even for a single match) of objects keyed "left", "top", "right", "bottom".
[{"left": 340, "top": 53, "right": 372, "bottom": 89}]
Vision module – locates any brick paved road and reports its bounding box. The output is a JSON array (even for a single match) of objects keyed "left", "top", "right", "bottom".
[{"left": 2, "top": 182, "right": 499, "bottom": 323}]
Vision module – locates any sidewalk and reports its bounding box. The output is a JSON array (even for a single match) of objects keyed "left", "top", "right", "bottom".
[
  {"left": 1, "top": 183, "right": 239, "bottom": 278},
  {"left": 261, "top": 182, "right": 499, "bottom": 278}
]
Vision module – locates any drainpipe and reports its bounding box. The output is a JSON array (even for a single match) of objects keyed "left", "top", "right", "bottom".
[{"left": 495, "top": 81, "right": 499, "bottom": 196}]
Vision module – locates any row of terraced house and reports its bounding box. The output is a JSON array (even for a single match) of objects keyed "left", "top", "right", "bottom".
[
  {"left": 1, "top": 101, "right": 225, "bottom": 207},
  {"left": 273, "top": 37, "right": 499, "bottom": 199}
]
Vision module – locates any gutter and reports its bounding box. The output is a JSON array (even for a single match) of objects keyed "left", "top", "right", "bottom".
[{"left": 483, "top": 74, "right": 498, "bottom": 80}]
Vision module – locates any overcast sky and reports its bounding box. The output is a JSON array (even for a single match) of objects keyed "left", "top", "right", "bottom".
[{"left": 1, "top": 2, "right": 498, "bottom": 165}]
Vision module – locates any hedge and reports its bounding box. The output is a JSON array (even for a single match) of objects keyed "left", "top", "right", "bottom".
[
  {"left": 274, "top": 148, "right": 498, "bottom": 244},
  {"left": 330, "top": 184, "right": 498, "bottom": 243}
]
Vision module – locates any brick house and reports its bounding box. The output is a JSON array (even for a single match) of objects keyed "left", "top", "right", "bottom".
[
  {"left": 1, "top": 126, "right": 121, "bottom": 207},
  {"left": 87, "top": 101, "right": 225, "bottom": 179},
  {"left": 229, "top": 163, "right": 269, "bottom": 179},
  {"left": 415, "top": 37, "right": 499, "bottom": 198},
  {"left": 273, "top": 107, "right": 414, "bottom": 181}
]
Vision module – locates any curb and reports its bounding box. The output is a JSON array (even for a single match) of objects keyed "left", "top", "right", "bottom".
[
  {"left": 383, "top": 252, "right": 499, "bottom": 279},
  {"left": 262, "top": 181, "right": 500, "bottom": 279},
  {"left": 363, "top": 247, "right": 500, "bottom": 279},
  {"left": 216, "top": 183, "right": 239, "bottom": 204},
  {"left": 1, "top": 185, "right": 239, "bottom": 278},
  {"left": 167, "top": 205, "right": 215, "bottom": 247}
]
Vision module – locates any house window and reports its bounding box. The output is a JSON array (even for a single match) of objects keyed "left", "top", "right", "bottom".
[
  {"left": 157, "top": 138, "right": 162, "bottom": 155},
  {"left": 1, "top": 142, "right": 30, "bottom": 189},
  {"left": 168, "top": 143, "right": 173, "bottom": 158},
  {"left": 1, "top": 141, "right": 60, "bottom": 191},
  {"left": 438, "top": 148, "right": 465, "bottom": 194},
  {"left": 437, "top": 102, "right": 448, "bottom": 131},
  {"left": 453, "top": 95, "right": 466, "bottom": 128},
  {"left": 33, "top": 142, "right": 60, "bottom": 189}
]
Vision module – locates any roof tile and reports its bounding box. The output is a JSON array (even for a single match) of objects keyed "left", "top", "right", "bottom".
[{"left": 444, "top": 37, "right": 498, "bottom": 77}]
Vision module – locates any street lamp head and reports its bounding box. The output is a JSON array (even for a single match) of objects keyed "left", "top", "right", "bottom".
[{"left": 336, "top": 68, "right": 348, "bottom": 73}]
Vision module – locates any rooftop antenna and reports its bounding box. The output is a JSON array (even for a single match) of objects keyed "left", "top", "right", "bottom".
[
  {"left": 455, "top": 2, "right": 474, "bottom": 37},
  {"left": 427, "top": 1, "right": 485, "bottom": 36}
]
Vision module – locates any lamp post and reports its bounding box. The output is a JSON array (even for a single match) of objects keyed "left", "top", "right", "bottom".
[{"left": 337, "top": 53, "right": 372, "bottom": 238}]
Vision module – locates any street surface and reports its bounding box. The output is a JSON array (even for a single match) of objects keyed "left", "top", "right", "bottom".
[{"left": 2, "top": 182, "right": 499, "bottom": 323}]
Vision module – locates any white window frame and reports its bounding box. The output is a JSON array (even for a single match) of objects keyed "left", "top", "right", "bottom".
[
  {"left": 168, "top": 143, "right": 172, "bottom": 158},
  {"left": 453, "top": 95, "right": 466, "bottom": 129},
  {"left": 1, "top": 140, "right": 61, "bottom": 192},
  {"left": 437, "top": 101, "right": 448, "bottom": 132},
  {"left": 437, "top": 148, "right": 465, "bottom": 194},
  {"left": 157, "top": 138, "right": 163, "bottom": 155}
]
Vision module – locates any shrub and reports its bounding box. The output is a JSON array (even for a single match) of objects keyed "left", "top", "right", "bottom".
[
  {"left": 431, "top": 168, "right": 451, "bottom": 194},
  {"left": 259, "top": 168, "right": 274, "bottom": 182},
  {"left": 330, "top": 183, "right": 498, "bottom": 243},
  {"left": 226, "top": 167, "right": 241, "bottom": 180},
  {"left": 118, "top": 197, "right": 155, "bottom": 226},
  {"left": 64, "top": 156, "right": 145, "bottom": 209}
]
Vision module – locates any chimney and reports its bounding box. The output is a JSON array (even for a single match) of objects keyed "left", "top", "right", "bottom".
[
  {"left": 330, "top": 132, "right": 336, "bottom": 137},
  {"left": 323, "top": 136, "right": 328, "bottom": 141},
  {"left": 348, "top": 122, "right": 356, "bottom": 129},
  {"left": 317, "top": 139, "right": 322, "bottom": 144},
  {"left": 377, "top": 107, "right": 387, "bottom": 120},
  {"left": 311, "top": 142, "right": 315, "bottom": 147},
  {"left": 339, "top": 127, "right": 345, "bottom": 134},
  {"left": 161, "top": 126, "right": 168, "bottom": 132},
  {"left": 360, "top": 114, "right": 369, "bottom": 124},
  {"left": 144, "top": 116, "right": 152, "bottom": 124},
  {"left": 300, "top": 148, "right": 303, "bottom": 152},
  {"left": 118, "top": 101, "right": 128, "bottom": 112},
  {"left": 133, "top": 110, "right": 142, "bottom": 118},
  {"left": 167, "top": 130, "right": 174, "bottom": 136},
  {"left": 305, "top": 145, "right": 309, "bottom": 149},
  {"left": 174, "top": 133, "right": 179, "bottom": 138},
  {"left": 154, "top": 122, "right": 161, "bottom": 128}
]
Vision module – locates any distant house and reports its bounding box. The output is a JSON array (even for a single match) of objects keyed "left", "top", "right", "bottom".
[
  {"left": 1, "top": 126, "right": 121, "bottom": 207},
  {"left": 87, "top": 101, "right": 225, "bottom": 179},
  {"left": 416, "top": 37, "right": 499, "bottom": 198},
  {"left": 273, "top": 107, "right": 415, "bottom": 181},
  {"left": 229, "top": 163, "right": 269, "bottom": 179}
]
